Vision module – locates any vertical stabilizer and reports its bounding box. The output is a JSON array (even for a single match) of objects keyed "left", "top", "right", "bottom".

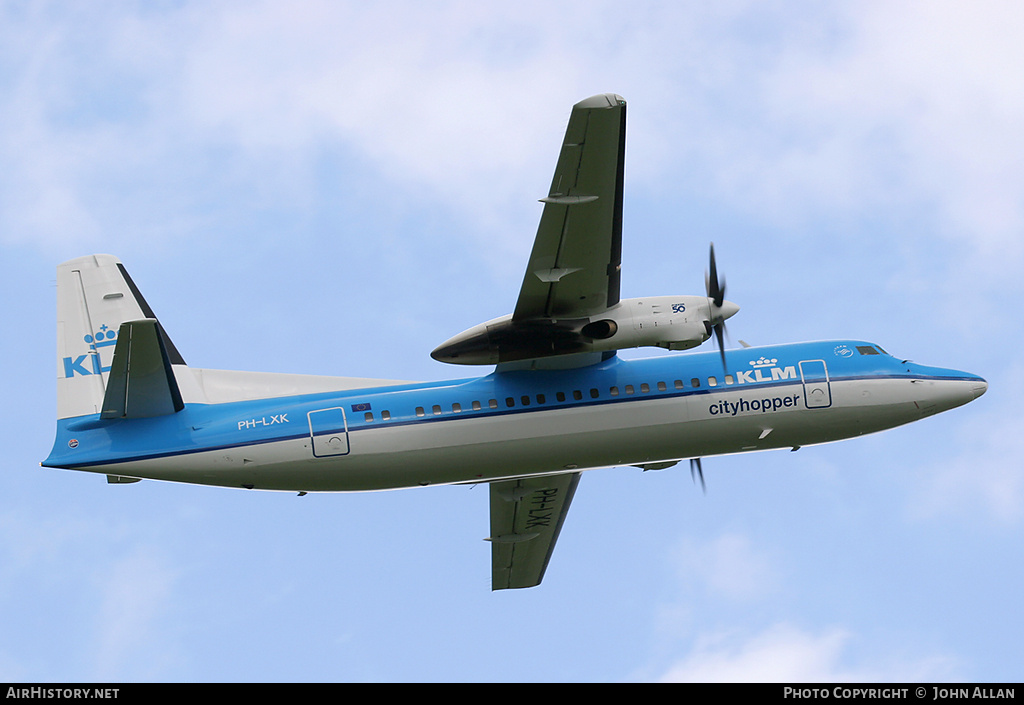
[{"left": 56, "top": 255, "right": 184, "bottom": 419}]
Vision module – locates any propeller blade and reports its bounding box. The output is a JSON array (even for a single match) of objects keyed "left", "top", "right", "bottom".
[
  {"left": 689, "top": 458, "right": 707, "bottom": 494},
  {"left": 705, "top": 242, "right": 732, "bottom": 371},
  {"left": 714, "top": 321, "right": 726, "bottom": 370},
  {"left": 706, "top": 243, "right": 725, "bottom": 307}
]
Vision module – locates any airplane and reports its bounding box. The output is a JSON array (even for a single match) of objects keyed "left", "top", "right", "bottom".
[{"left": 43, "top": 93, "right": 987, "bottom": 590}]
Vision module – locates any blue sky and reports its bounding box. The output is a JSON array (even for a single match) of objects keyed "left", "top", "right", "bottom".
[{"left": 2, "top": 1, "right": 1021, "bottom": 682}]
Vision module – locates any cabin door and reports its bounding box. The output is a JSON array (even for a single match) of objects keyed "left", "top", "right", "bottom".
[
  {"left": 799, "top": 360, "right": 832, "bottom": 409},
  {"left": 308, "top": 407, "right": 350, "bottom": 457}
]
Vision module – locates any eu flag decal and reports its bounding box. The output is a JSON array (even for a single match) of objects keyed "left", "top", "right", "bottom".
[{"left": 351, "top": 402, "right": 371, "bottom": 412}]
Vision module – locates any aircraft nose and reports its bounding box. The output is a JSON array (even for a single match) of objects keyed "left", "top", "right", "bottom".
[
  {"left": 971, "top": 378, "right": 988, "bottom": 400},
  {"left": 946, "top": 376, "right": 987, "bottom": 410},
  {"left": 911, "top": 371, "right": 988, "bottom": 416}
]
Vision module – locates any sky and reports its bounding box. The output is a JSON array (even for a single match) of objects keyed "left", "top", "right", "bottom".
[{"left": 1, "top": 0, "right": 1021, "bottom": 683}]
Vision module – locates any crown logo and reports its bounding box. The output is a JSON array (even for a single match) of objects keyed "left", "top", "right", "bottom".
[
  {"left": 84, "top": 324, "right": 118, "bottom": 351},
  {"left": 749, "top": 356, "right": 778, "bottom": 368}
]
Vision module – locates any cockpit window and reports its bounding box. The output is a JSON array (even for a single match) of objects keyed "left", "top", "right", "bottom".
[{"left": 857, "top": 345, "right": 881, "bottom": 355}]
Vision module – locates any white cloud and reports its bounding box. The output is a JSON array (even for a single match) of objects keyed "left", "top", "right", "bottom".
[
  {"left": 0, "top": 507, "right": 182, "bottom": 680},
  {"left": 670, "top": 532, "right": 779, "bottom": 601},
  {"left": 0, "top": 2, "right": 614, "bottom": 255},
  {"left": 657, "top": 623, "right": 958, "bottom": 682},
  {"left": 90, "top": 547, "right": 181, "bottom": 680},
  {"left": 667, "top": 2, "right": 1024, "bottom": 259},
  {"left": 4, "top": 1, "right": 1023, "bottom": 270},
  {"left": 908, "top": 403, "right": 1024, "bottom": 526}
]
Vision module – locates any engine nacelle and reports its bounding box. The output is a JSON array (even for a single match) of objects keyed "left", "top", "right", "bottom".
[{"left": 431, "top": 295, "right": 736, "bottom": 365}]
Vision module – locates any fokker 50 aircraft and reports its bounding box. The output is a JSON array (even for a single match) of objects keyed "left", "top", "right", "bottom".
[{"left": 44, "top": 94, "right": 987, "bottom": 590}]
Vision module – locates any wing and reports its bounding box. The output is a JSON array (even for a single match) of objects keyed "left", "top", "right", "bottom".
[
  {"left": 512, "top": 93, "right": 626, "bottom": 321},
  {"left": 487, "top": 472, "right": 581, "bottom": 590}
]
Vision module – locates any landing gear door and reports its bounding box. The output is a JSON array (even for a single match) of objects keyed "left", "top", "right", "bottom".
[
  {"left": 308, "top": 407, "right": 350, "bottom": 457},
  {"left": 799, "top": 360, "right": 832, "bottom": 409}
]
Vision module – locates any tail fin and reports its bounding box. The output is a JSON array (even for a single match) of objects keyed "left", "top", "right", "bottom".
[{"left": 56, "top": 255, "right": 185, "bottom": 419}]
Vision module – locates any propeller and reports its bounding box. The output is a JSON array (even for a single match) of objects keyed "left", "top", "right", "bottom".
[
  {"left": 706, "top": 243, "right": 725, "bottom": 308},
  {"left": 690, "top": 458, "right": 707, "bottom": 494},
  {"left": 704, "top": 243, "right": 738, "bottom": 370}
]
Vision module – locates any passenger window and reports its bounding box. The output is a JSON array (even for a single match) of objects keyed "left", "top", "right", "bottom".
[
  {"left": 674, "top": 380, "right": 684, "bottom": 390},
  {"left": 556, "top": 392, "right": 566, "bottom": 402},
  {"left": 725, "top": 375, "right": 734, "bottom": 385},
  {"left": 536, "top": 394, "right": 546, "bottom": 404},
  {"left": 590, "top": 388, "right": 599, "bottom": 398},
  {"left": 573, "top": 390, "right": 583, "bottom": 401},
  {"left": 381, "top": 410, "right": 391, "bottom": 421},
  {"left": 506, "top": 397, "right": 515, "bottom": 408},
  {"left": 691, "top": 378, "right": 701, "bottom": 388},
  {"left": 625, "top": 385, "right": 634, "bottom": 395},
  {"left": 489, "top": 399, "right": 498, "bottom": 409},
  {"left": 708, "top": 377, "right": 718, "bottom": 387},
  {"left": 432, "top": 405, "right": 442, "bottom": 415},
  {"left": 657, "top": 381, "right": 667, "bottom": 391},
  {"left": 640, "top": 383, "right": 650, "bottom": 393},
  {"left": 364, "top": 411, "right": 374, "bottom": 422},
  {"left": 472, "top": 401, "right": 481, "bottom": 411},
  {"left": 415, "top": 407, "right": 425, "bottom": 417},
  {"left": 452, "top": 402, "right": 462, "bottom": 413},
  {"left": 610, "top": 386, "right": 619, "bottom": 396},
  {"left": 521, "top": 395, "right": 530, "bottom": 406}
]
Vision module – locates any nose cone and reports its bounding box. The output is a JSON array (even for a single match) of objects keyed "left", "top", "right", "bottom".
[
  {"left": 906, "top": 364, "right": 988, "bottom": 415},
  {"left": 971, "top": 377, "right": 988, "bottom": 400},
  {"left": 934, "top": 376, "right": 988, "bottom": 413},
  {"left": 715, "top": 299, "right": 740, "bottom": 322}
]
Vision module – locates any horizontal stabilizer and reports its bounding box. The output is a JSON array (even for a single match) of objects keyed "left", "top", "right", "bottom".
[{"left": 100, "top": 319, "right": 185, "bottom": 419}]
